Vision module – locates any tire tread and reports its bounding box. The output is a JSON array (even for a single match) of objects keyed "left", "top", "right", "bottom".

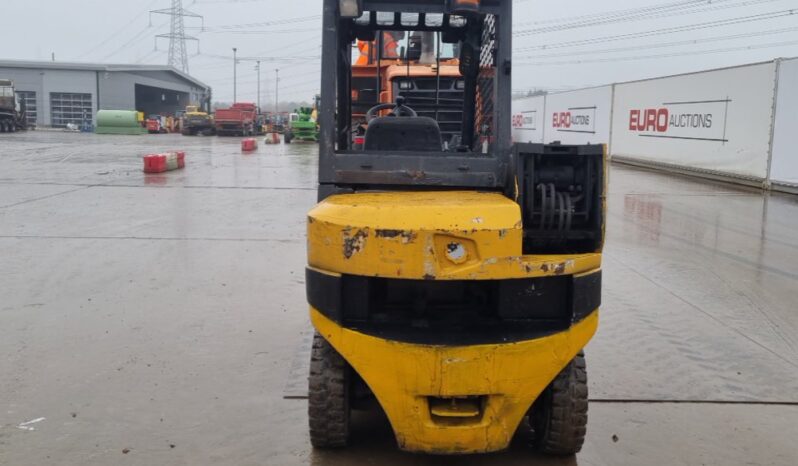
[
  {"left": 533, "top": 351, "right": 589, "bottom": 455},
  {"left": 308, "top": 332, "right": 350, "bottom": 448}
]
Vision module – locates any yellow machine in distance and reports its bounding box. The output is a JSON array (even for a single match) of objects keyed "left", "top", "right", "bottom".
[{"left": 181, "top": 105, "right": 215, "bottom": 136}]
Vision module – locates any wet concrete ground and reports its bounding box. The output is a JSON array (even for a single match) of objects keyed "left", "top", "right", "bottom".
[{"left": 1, "top": 132, "right": 797, "bottom": 465}]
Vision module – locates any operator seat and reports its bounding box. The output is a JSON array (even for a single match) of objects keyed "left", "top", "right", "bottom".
[{"left": 364, "top": 116, "right": 443, "bottom": 151}]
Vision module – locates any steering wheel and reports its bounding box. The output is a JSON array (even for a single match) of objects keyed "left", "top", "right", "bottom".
[{"left": 366, "top": 99, "right": 417, "bottom": 122}]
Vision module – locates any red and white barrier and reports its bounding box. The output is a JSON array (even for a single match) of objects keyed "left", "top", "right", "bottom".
[
  {"left": 241, "top": 138, "right": 258, "bottom": 151},
  {"left": 143, "top": 151, "right": 185, "bottom": 173}
]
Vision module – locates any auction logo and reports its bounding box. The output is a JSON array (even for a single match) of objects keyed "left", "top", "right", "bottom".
[
  {"left": 552, "top": 106, "right": 597, "bottom": 134},
  {"left": 512, "top": 110, "right": 538, "bottom": 130},
  {"left": 628, "top": 98, "right": 731, "bottom": 143}
]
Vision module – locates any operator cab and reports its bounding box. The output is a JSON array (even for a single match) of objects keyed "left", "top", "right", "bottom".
[
  {"left": 318, "top": 0, "right": 511, "bottom": 197},
  {"left": 351, "top": 11, "right": 479, "bottom": 152}
]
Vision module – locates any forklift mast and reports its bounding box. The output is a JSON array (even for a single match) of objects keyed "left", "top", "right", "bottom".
[{"left": 318, "top": 0, "right": 513, "bottom": 199}]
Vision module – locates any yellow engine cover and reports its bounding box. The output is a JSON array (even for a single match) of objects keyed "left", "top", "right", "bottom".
[{"left": 307, "top": 191, "right": 600, "bottom": 280}]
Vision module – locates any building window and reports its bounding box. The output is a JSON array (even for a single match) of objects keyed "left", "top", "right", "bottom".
[
  {"left": 16, "top": 91, "right": 37, "bottom": 127},
  {"left": 50, "top": 92, "right": 93, "bottom": 127}
]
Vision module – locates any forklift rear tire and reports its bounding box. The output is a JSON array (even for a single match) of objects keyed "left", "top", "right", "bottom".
[
  {"left": 531, "top": 351, "right": 588, "bottom": 456},
  {"left": 308, "top": 332, "right": 350, "bottom": 448}
]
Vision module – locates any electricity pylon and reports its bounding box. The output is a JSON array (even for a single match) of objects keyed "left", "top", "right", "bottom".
[{"left": 151, "top": 0, "right": 203, "bottom": 73}]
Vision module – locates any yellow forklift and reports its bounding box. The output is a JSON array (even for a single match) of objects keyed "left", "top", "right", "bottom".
[{"left": 306, "top": 0, "right": 605, "bottom": 455}]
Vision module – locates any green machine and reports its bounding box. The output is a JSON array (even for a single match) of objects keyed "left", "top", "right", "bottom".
[
  {"left": 285, "top": 107, "right": 319, "bottom": 143},
  {"left": 95, "top": 110, "right": 147, "bottom": 135}
]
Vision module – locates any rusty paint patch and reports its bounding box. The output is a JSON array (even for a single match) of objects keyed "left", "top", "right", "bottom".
[
  {"left": 375, "top": 229, "right": 417, "bottom": 244},
  {"left": 498, "top": 229, "right": 508, "bottom": 239},
  {"left": 342, "top": 228, "right": 369, "bottom": 259},
  {"left": 423, "top": 273, "right": 436, "bottom": 281},
  {"left": 554, "top": 262, "right": 567, "bottom": 275},
  {"left": 541, "top": 264, "right": 549, "bottom": 273},
  {"left": 307, "top": 216, "right": 315, "bottom": 224}
]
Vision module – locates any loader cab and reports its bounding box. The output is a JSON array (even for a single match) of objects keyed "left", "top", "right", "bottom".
[{"left": 318, "top": 0, "right": 513, "bottom": 199}]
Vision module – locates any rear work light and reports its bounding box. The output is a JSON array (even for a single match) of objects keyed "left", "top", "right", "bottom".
[
  {"left": 339, "top": 0, "right": 363, "bottom": 18},
  {"left": 448, "top": 0, "right": 481, "bottom": 14},
  {"left": 455, "top": 79, "right": 466, "bottom": 90},
  {"left": 398, "top": 81, "right": 413, "bottom": 90}
]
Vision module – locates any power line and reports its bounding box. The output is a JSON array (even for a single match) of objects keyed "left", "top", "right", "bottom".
[
  {"left": 212, "top": 73, "right": 319, "bottom": 89},
  {"left": 514, "top": 0, "right": 771, "bottom": 29},
  {"left": 198, "top": 52, "right": 319, "bottom": 62},
  {"left": 190, "top": 33, "right": 320, "bottom": 71},
  {"left": 249, "top": 33, "right": 322, "bottom": 58},
  {"left": 514, "top": 1, "right": 786, "bottom": 36},
  {"left": 516, "top": 26, "right": 798, "bottom": 59},
  {"left": 76, "top": 0, "right": 161, "bottom": 60},
  {"left": 192, "top": 0, "right": 297, "bottom": 4},
  {"left": 189, "top": 15, "right": 320, "bottom": 31},
  {"left": 516, "top": 39, "right": 798, "bottom": 66},
  {"left": 201, "top": 28, "right": 318, "bottom": 35},
  {"left": 515, "top": 10, "right": 798, "bottom": 51},
  {"left": 513, "top": 0, "right": 781, "bottom": 36},
  {"left": 135, "top": 49, "right": 167, "bottom": 64},
  {"left": 100, "top": 23, "right": 167, "bottom": 62},
  {"left": 515, "top": 0, "right": 708, "bottom": 26}
]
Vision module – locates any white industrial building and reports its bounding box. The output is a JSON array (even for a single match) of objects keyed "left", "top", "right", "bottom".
[{"left": 0, "top": 59, "right": 211, "bottom": 128}]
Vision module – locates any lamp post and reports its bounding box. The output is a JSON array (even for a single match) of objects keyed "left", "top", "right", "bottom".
[
  {"left": 256, "top": 60, "right": 261, "bottom": 112},
  {"left": 233, "top": 47, "right": 238, "bottom": 102},
  {"left": 275, "top": 68, "right": 280, "bottom": 114}
]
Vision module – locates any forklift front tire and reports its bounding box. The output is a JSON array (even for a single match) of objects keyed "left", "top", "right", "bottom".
[
  {"left": 532, "top": 351, "right": 588, "bottom": 456},
  {"left": 308, "top": 332, "right": 351, "bottom": 448}
]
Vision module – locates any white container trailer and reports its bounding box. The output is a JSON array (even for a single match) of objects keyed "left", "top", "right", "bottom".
[
  {"left": 610, "top": 61, "right": 778, "bottom": 183},
  {"left": 769, "top": 58, "right": 798, "bottom": 192},
  {"left": 543, "top": 85, "right": 613, "bottom": 147},
  {"left": 511, "top": 94, "right": 545, "bottom": 144}
]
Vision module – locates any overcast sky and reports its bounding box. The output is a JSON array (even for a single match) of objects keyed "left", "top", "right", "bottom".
[{"left": 3, "top": 0, "right": 798, "bottom": 102}]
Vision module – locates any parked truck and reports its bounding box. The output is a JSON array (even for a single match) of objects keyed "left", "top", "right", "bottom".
[
  {"left": 0, "top": 79, "right": 27, "bottom": 132},
  {"left": 214, "top": 102, "right": 257, "bottom": 136},
  {"left": 181, "top": 105, "right": 215, "bottom": 136}
]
